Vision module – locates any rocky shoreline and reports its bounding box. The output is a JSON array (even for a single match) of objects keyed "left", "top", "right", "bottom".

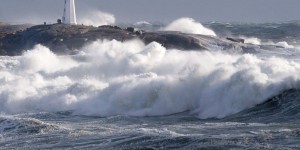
[
  {"left": 0, "top": 22, "right": 32, "bottom": 38},
  {"left": 0, "top": 23, "right": 283, "bottom": 56}
]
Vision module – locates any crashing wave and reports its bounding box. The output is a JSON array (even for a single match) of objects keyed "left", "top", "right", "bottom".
[{"left": 0, "top": 39, "right": 300, "bottom": 119}]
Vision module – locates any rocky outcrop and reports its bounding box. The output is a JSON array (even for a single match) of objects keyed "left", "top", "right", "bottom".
[
  {"left": 0, "top": 24, "right": 209, "bottom": 55},
  {"left": 0, "top": 24, "right": 131, "bottom": 55},
  {"left": 0, "top": 23, "right": 284, "bottom": 56},
  {"left": 0, "top": 23, "right": 32, "bottom": 39}
]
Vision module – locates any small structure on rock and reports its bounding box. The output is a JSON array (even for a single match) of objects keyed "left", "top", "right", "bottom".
[{"left": 57, "top": 19, "right": 62, "bottom": 24}]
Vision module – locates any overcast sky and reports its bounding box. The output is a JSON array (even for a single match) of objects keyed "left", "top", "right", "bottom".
[{"left": 0, "top": 0, "right": 299, "bottom": 24}]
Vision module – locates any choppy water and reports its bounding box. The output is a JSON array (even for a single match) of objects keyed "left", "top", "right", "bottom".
[
  {"left": 1, "top": 20, "right": 300, "bottom": 149},
  {"left": 1, "top": 110, "right": 300, "bottom": 149}
]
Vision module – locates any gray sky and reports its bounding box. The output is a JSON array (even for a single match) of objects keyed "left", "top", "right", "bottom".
[{"left": 0, "top": 0, "right": 299, "bottom": 24}]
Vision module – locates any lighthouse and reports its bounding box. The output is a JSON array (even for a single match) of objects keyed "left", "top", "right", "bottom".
[{"left": 62, "top": 0, "right": 77, "bottom": 24}]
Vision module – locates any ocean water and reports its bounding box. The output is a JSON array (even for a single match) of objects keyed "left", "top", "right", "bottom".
[{"left": 1, "top": 20, "right": 300, "bottom": 149}]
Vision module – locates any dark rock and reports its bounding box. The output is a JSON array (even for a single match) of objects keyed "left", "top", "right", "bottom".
[
  {"left": 0, "top": 24, "right": 210, "bottom": 55},
  {"left": 141, "top": 31, "right": 205, "bottom": 50},
  {"left": 0, "top": 24, "right": 134, "bottom": 55},
  {"left": 0, "top": 23, "right": 284, "bottom": 56},
  {"left": 226, "top": 37, "right": 245, "bottom": 43},
  {"left": 126, "top": 27, "right": 136, "bottom": 32},
  {"left": 126, "top": 27, "right": 143, "bottom": 35},
  {"left": 100, "top": 25, "right": 122, "bottom": 30},
  {"left": 0, "top": 23, "right": 32, "bottom": 35}
]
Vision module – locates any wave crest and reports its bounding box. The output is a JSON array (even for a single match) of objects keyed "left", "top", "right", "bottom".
[{"left": 162, "top": 18, "right": 216, "bottom": 36}]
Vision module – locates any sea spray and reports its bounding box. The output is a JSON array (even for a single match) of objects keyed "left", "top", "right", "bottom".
[
  {"left": 162, "top": 18, "right": 216, "bottom": 36},
  {"left": 0, "top": 39, "right": 300, "bottom": 118},
  {"left": 78, "top": 10, "right": 116, "bottom": 26},
  {"left": 239, "top": 36, "right": 295, "bottom": 48}
]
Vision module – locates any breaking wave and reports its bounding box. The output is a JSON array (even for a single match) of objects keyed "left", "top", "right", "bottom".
[
  {"left": 162, "top": 18, "right": 216, "bottom": 36},
  {"left": 0, "top": 39, "right": 300, "bottom": 119},
  {"left": 0, "top": 115, "right": 57, "bottom": 134}
]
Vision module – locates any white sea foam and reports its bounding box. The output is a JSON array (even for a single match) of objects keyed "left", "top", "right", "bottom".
[
  {"left": 0, "top": 39, "right": 300, "bottom": 119},
  {"left": 272, "top": 41, "right": 295, "bottom": 48},
  {"left": 264, "top": 40, "right": 296, "bottom": 49},
  {"left": 241, "top": 37, "right": 296, "bottom": 49},
  {"left": 243, "top": 37, "right": 261, "bottom": 45},
  {"left": 162, "top": 18, "right": 216, "bottom": 36},
  {"left": 134, "top": 21, "right": 152, "bottom": 26}
]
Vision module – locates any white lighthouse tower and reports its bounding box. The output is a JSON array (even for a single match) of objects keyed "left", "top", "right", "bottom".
[{"left": 62, "top": 0, "right": 77, "bottom": 24}]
